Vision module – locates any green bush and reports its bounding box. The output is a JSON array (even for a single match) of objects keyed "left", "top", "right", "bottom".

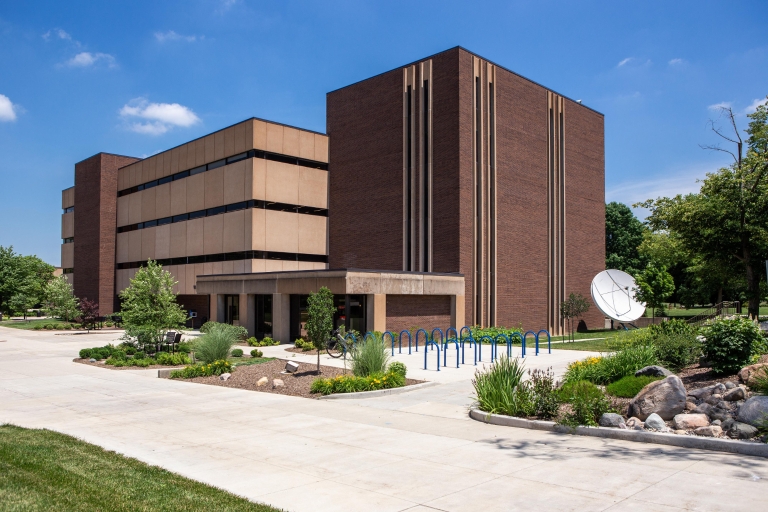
[
  {"left": 124, "top": 346, "right": 136, "bottom": 355},
  {"left": 702, "top": 318, "right": 761, "bottom": 374},
  {"left": 176, "top": 341, "right": 193, "bottom": 354},
  {"left": 469, "top": 325, "right": 523, "bottom": 342},
  {"left": 155, "top": 352, "right": 191, "bottom": 365},
  {"left": 32, "top": 324, "right": 42, "bottom": 330},
  {"left": 605, "top": 375, "right": 663, "bottom": 398},
  {"left": 388, "top": 361, "right": 407, "bottom": 378},
  {"left": 134, "top": 351, "right": 146, "bottom": 360},
  {"left": 472, "top": 356, "right": 534, "bottom": 417},
  {"left": 195, "top": 324, "right": 237, "bottom": 364},
  {"left": 231, "top": 348, "right": 243, "bottom": 357},
  {"left": 310, "top": 370, "right": 405, "bottom": 395},
  {"left": 62, "top": 324, "right": 72, "bottom": 330},
  {"left": 294, "top": 338, "right": 314, "bottom": 351},
  {"left": 246, "top": 337, "right": 258, "bottom": 346},
  {"left": 170, "top": 360, "right": 233, "bottom": 379},
  {"left": 653, "top": 333, "right": 702, "bottom": 371},
  {"left": 110, "top": 350, "right": 126, "bottom": 361},
  {"left": 250, "top": 349, "right": 263, "bottom": 358},
  {"left": 199, "top": 321, "right": 216, "bottom": 333},
  {"left": 351, "top": 334, "right": 390, "bottom": 377},
  {"left": 563, "top": 344, "right": 658, "bottom": 385},
  {"left": 199, "top": 321, "right": 248, "bottom": 341},
  {"left": 558, "top": 380, "right": 613, "bottom": 427},
  {"left": 79, "top": 348, "right": 92, "bottom": 359},
  {"left": 529, "top": 367, "right": 560, "bottom": 419}
]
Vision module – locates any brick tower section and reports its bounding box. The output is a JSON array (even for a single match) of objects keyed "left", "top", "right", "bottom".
[{"left": 74, "top": 153, "right": 139, "bottom": 315}]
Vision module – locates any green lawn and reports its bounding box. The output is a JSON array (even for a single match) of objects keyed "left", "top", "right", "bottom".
[
  {"left": 0, "top": 318, "right": 73, "bottom": 330},
  {"left": 0, "top": 424, "right": 284, "bottom": 512}
]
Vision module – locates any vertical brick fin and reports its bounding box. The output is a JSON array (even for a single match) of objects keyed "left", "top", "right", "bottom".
[
  {"left": 419, "top": 60, "right": 433, "bottom": 273},
  {"left": 472, "top": 56, "right": 485, "bottom": 326},
  {"left": 486, "top": 63, "right": 497, "bottom": 327},
  {"left": 403, "top": 66, "right": 416, "bottom": 271},
  {"left": 547, "top": 93, "right": 566, "bottom": 335}
]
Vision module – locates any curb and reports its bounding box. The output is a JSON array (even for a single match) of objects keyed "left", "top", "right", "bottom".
[
  {"left": 469, "top": 409, "right": 768, "bottom": 458},
  {"left": 320, "top": 381, "right": 439, "bottom": 400}
]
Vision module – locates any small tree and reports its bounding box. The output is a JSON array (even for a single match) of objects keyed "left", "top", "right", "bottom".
[
  {"left": 43, "top": 276, "right": 79, "bottom": 322},
  {"left": 8, "top": 293, "right": 35, "bottom": 320},
  {"left": 77, "top": 299, "right": 100, "bottom": 332},
  {"left": 119, "top": 260, "right": 187, "bottom": 349},
  {"left": 306, "top": 286, "right": 335, "bottom": 374},
  {"left": 635, "top": 263, "right": 675, "bottom": 320},
  {"left": 560, "top": 293, "right": 590, "bottom": 343}
]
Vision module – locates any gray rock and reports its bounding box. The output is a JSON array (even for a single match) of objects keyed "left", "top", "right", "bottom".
[
  {"left": 723, "top": 387, "right": 745, "bottom": 401},
  {"left": 272, "top": 378, "right": 285, "bottom": 388},
  {"left": 708, "top": 407, "right": 732, "bottom": 422},
  {"left": 705, "top": 394, "right": 723, "bottom": 405},
  {"left": 89, "top": 358, "right": 96, "bottom": 362},
  {"left": 695, "top": 425, "right": 723, "bottom": 437},
  {"left": 645, "top": 413, "right": 667, "bottom": 430},
  {"left": 724, "top": 381, "right": 736, "bottom": 390},
  {"left": 711, "top": 419, "right": 722, "bottom": 426},
  {"left": 736, "top": 396, "right": 768, "bottom": 427},
  {"left": 722, "top": 418, "right": 735, "bottom": 431},
  {"left": 628, "top": 375, "right": 687, "bottom": 421},
  {"left": 635, "top": 365, "right": 673, "bottom": 378},
  {"left": 692, "top": 403, "right": 712, "bottom": 416},
  {"left": 219, "top": 373, "right": 231, "bottom": 381},
  {"left": 673, "top": 413, "right": 709, "bottom": 430},
  {"left": 728, "top": 421, "right": 758, "bottom": 440},
  {"left": 687, "top": 383, "right": 727, "bottom": 400},
  {"left": 738, "top": 363, "right": 768, "bottom": 386},
  {"left": 599, "top": 413, "right": 627, "bottom": 429},
  {"left": 626, "top": 417, "right": 644, "bottom": 430},
  {"left": 684, "top": 401, "right": 697, "bottom": 412}
]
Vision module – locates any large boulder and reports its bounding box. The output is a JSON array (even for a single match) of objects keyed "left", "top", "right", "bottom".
[
  {"left": 728, "top": 421, "right": 758, "bottom": 439},
  {"left": 736, "top": 396, "right": 768, "bottom": 427},
  {"left": 738, "top": 363, "right": 768, "bottom": 386},
  {"left": 628, "top": 375, "right": 687, "bottom": 421},
  {"left": 599, "top": 413, "right": 627, "bottom": 429},
  {"left": 635, "top": 365, "right": 673, "bottom": 378}
]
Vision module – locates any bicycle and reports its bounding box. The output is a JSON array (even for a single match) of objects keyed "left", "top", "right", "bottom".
[{"left": 325, "top": 328, "right": 355, "bottom": 358}]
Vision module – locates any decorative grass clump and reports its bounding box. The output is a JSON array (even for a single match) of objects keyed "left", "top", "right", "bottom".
[
  {"left": 563, "top": 344, "right": 658, "bottom": 385},
  {"left": 605, "top": 375, "right": 663, "bottom": 398},
  {"left": 0, "top": 424, "right": 283, "bottom": 511},
  {"left": 472, "top": 356, "right": 534, "bottom": 417},
  {"left": 350, "top": 333, "right": 390, "bottom": 377},
  {"left": 194, "top": 324, "right": 237, "bottom": 364}
]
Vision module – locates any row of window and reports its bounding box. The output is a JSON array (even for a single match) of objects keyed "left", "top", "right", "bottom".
[
  {"left": 117, "top": 149, "right": 329, "bottom": 198},
  {"left": 117, "top": 199, "right": 328, "bottom": 234},
  {"left": 116, "top": 250, "right": 328, "bottom": 270},
  {"left": 63, "top": 206, "right": 74, "bottom": 214},
  {"left": 62, "top": 268, "right": 73, "bottom": 274},
  {"left": 62, "top": 237, "right": 74, "bottom": 244}
]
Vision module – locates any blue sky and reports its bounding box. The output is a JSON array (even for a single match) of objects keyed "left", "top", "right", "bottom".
[{"left": 1, "top": 0, "right": 766, "bottom": 266}]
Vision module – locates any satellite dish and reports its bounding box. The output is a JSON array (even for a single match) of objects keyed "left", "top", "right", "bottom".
[{"left": 591, "top": 269, "right": 646, "bottom": 322}]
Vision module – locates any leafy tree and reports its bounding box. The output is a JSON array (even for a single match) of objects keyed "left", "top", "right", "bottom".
[
  {"left": 119, "top": 260, "right": 187, "bottom": 349},
  {"left": 306, "top": 286, "right": 335, "bottom": 374},
  {"left": 605, "top": 202, "right": 646, "bottom": 275},
  {"left": 43, "top": 276, "right": 80, "bottom": 322},
  {"left": 0, "top": 246, "right": 54, "bottom": 315},
  {"left": 77, "top": 298, "right": 100, "bottom": 332},
  {"left": 560, "top": 293, "right": 590, "bottom": 343},
  {"left": 8, "top": 293, "right": 36, "bottom": 319},
  {"left": 635, "top": 263, "right": 675, "bottom": 319},
  {"left": 638, "top": 99, "right": 768, "bottom": 318}
]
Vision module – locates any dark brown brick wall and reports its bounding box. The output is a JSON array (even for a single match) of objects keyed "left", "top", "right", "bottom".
[
  {"left": 563, "top": 99, "right": 605, "bottom": 330},
  {"left": 177, "top": 294, "right": 210, "bottom": 329},
  {"left": 385, "top": 295, "right": 451, "bottom": 333},
  {"left": 327, "top": 66, "right": 404, "bottom": 270},
  {"left": 74, "top": 153, "right": 138, "bottom": 315}
]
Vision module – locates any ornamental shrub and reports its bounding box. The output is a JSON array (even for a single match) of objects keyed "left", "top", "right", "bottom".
[
  {"left": 246, "top": 337, "right": 258, "bottom": 346},
  {"left": 310, "top": 370, "right": 405, "bottom": 395},
  {"left": 170, "top": 360, "right": 233, "bottom": 379},
  {"left": 250, "top": 349, "right": 263, "bottom": 358},
  {"left": 702, "top": 318, "right": 761, "bottom": 374},
  {"left": 176, "top": 342, "right": 193, "bottom": 354},
  {"left": 351, "top": 333, "right": 390, "bottom": 377},
  {"left": 33, "top": 324, "right": 42, "bottom": 330},
  {"left": 79, "top": 348, "right": 92, "bottom": 359},
  {"left": 294, "top": 338, "right": 314, "bottom": 351},
  {"left": 388, "top": 361, "right": 407, "bottom": 378},
  {"left": 134, "top": 351, "right": 145, "bottom": 360},
  {"left": 231, "top": 348, "right": 243, "bottom": 357},
  {"left": 110, "top": 350, "right": 126, "bottom": 361},
  {"left": 558, "top": 380, "right": 613, "bottom": 427},
  {"left": 124, "top": 346, "right": 136, "bottom": 355},
  {"left": 195, "top": 324, "right": 237, "bottom": 364},
  {"left": 472, "top": 356, "right": 535, "bottom": 417},
  {"left": 563, "top": 344, "right": 658, "bottom": 385},
  {"left": 155, "top": 352, "right": 191, "bottom": 365},
  {"left": 605, "top": 375, "right": 663, "bottom": 398},
  {"left": 529, "top": 367, "right": 560, "bottom": 419}
]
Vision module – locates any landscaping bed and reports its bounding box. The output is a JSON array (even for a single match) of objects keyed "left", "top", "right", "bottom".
[
  {"left": 73, "top": 358, "right": 186, "bottom": 371},
  {"left": 176, "top": 358, "right": 422, "bottom": 399}
]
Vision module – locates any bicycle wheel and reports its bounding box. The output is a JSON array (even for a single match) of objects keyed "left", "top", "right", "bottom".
[{"left": 326, "top": 338, "right": 344, "bottom": 358}]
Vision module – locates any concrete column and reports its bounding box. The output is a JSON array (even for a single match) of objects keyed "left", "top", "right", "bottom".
[
  {"left": 208, "top": 294, "right": 218, "bottom": 324},
  {"left": 240, "top": 293, "right": 255, "bottom": 337},
  {"left": 216, "top": 294, "right": 226, "bottom": 323},
  {"left": 451, "top": 294, "right": 465, "bottom": 329},
  {"left": 272, "top": 293, "right": 291, "bottom": 343},
  {"left": 366, "top": 294, "right": 387, "bottom": 333}
]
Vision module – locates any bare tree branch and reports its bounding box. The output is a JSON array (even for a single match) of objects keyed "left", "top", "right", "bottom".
[{"left": 699, "top": 143, "right": 738, "bottom": 164}]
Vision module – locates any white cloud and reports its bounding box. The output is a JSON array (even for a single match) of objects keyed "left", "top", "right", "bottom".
[
  {"left": 668, "top": 58, "right": 684, "bottom": 65},
  {"left": 607, "top": 167, "right": 710, "bottom": 219},
  {"left": 744, "top": 97, "right": 768, "bottom": 114},
  {"left": 617, "top": 57, "right": 633, "bottom": 67},
  {"left": 43, "top": 28, "right": 72, "bottom": 41},
  {"left": 64, "top": 51, "right": 116, "bottom": 68},
  {"left": 154, "top": 30, "right": 199, "bottom": 43},
  {"left": 119, "top": 98, "right": 201, "bottom": 136},
  {"left": 0, "top": 94, "right": 18, "bottom": 122},
  {"left": 708, "top": 101, "right": 732, "bottom": 111}
]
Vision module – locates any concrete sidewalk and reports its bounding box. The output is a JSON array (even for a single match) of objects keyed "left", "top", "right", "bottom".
[{"left": 1, "top": 326, "right": 766, "bottom": 512}]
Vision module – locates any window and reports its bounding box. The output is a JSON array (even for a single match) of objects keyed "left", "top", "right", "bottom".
[
  {"left": 224, "top": 295, "right": 240, "bottom": 326},
  {"left": 62, "top": 237, "right": 74, "bottom": 244},
  {"left": 255, "top": 295, "right": 273, "bottom": 339},
  {"left": 63, "top": 206, "right": 74, "bottom": 214},
  {"left": 62, "top": 268, "right": 74, "bottom": 274}
]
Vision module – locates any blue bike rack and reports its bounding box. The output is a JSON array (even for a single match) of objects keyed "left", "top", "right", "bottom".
[
  {"left": 495, "top": 333, "right": 512, "bottom": 359},
  {"left": 414, "top": 328, "right": 428, "bottom": 353},
  {"left": 509, "top": 332, "right": 524, "bottom": 357},
  {"left": 477, "top": 335, "right": 493, "bottom": 362},
  {"left": 384, "top": 331, "right": 396, "bottom": 356},
  {"left": 523, "top": 330, "right": 538, "bottom": 356},
  {"left": 363, "top": 331, "right": 375, "bottom": 343},
  {"left": 443, "top": 337, "right": 459, "bottom": 368},
  {"left": 424, "top": 340, "right": 441, "bottom": 371},
  {"left": 342, "top": 332, "right": 357, "bottom": 358},
  {"left": 537, "top": 329, "right": 551, "bottom": 354},
  {"left": 399, "top": 330, "right": 412, "bottom": 354},
  {"left": 459, "top": 326, "right": 474, "bottom": 365},
  {"left": 431, "top": 328, "right": 444, "bottom": 351},
  {"left": 445, "top": 327, "right": 458, "bottom": 349}
]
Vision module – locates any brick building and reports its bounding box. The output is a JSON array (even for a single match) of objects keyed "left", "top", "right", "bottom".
[{"left": 60, "top": 47, "right": 604, "bottom": 338}]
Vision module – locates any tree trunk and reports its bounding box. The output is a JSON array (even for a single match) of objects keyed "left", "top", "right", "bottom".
[
  {"left": 317, "top": 348, "right": 321, "bottom": 374},
  {"left": 745, "top": 261, "right": 760, "bottom": 320}
]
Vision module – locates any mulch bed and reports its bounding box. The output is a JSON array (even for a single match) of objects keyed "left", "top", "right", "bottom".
[
  {"left": 180, "top": 359, "right": 423, "bottom": 399},
  {"left": 677, "top": 363, "right": 740, "bottom": 392},
  {"left": 72, "top": 358, "right": 184, "bottom": 371}
]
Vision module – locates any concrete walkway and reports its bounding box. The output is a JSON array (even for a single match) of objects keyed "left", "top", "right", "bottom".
[{"left": 1, "top": 326, "right": 766, "bottom": 512}]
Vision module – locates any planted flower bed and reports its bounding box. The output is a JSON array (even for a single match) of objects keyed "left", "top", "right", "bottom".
[{"left": 74, "top": 342, "right": 194, "bottom": 369}]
